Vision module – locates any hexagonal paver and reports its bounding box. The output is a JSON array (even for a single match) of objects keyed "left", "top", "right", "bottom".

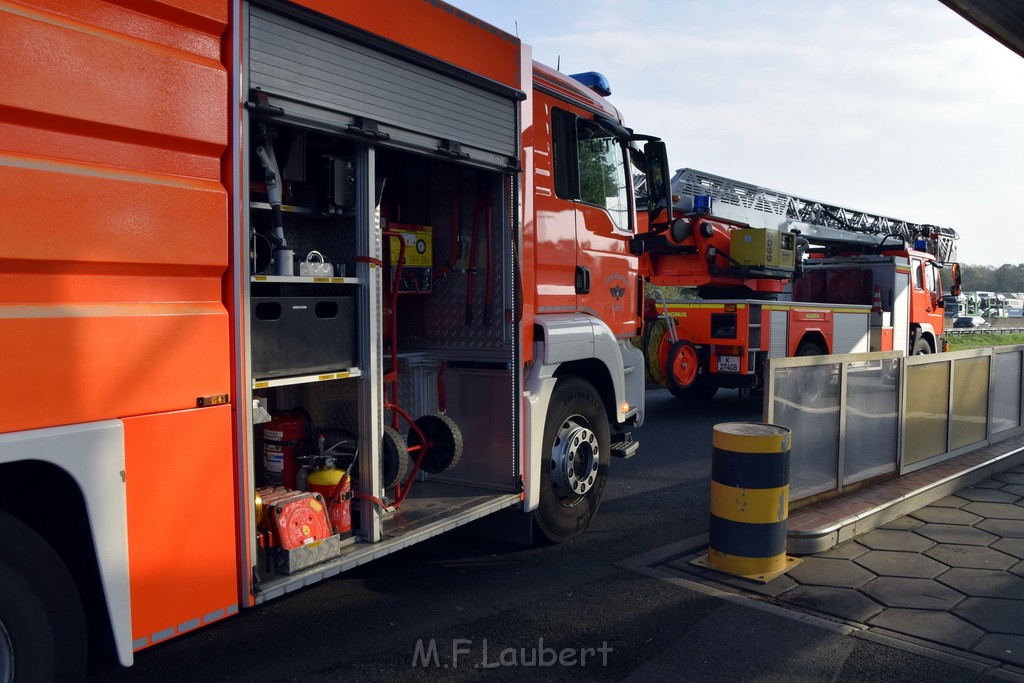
[
  {"left": 962, "top": 501, "right": 1024, "bottom": 520},
  {"left": 924, "top": 544, "right": 1018, "bottom": 570},
  {"left": 954, "top": 597, "right": 1024, "bottom": 635},
  {"left": 858, "top": 529, "right": 934, "bottom": 552},
  {"left": 787, "top": 556, "right": 875, "bottom": 588},
  {"left": 930, "top": 494, "right": 968, "bottom": 508},
  {"left": 977, "top": 519, "right": 1024, "bottom": 539},
  {"left": 782, "top": 585, "right": 883, "bottom": 623},
  {"left": 909, "top": 507, "right": 982, "bottom": 525},
  {"left": 969, "top": 478, "right": 1005, "bottom": 489},
  {"left": 915, "top": 524, "right": 999, "bottom": 547},
  {"left": 868, "top": 609, "right": 984, "bottom": 649},
  {"left": 878, "top": 516, "right": 923, "bottom": 531},
  {"left": 936, "top": 567, "right": 1024, "bottom": 597},
  {"left": 973, "top": 634, "right": 1024, "bottom": 667},
  {"left": 993, "top": 472, "right": 1024, "bottom": 485},
  {"left": 992, "top": 538, "right": 1024, "bottom": 559},
  {"left": 955, "top": 488, "right": 1020, "bottom": 503},
  {"left": 853, "top": 550, "right": 948, "bottom": 578},
  {"left": 1000, "top": 484, "right": 1024, "bottom": 498},
  {"left": 861, "top": 576, "right": 964, "bottom": 610},
  {"left": 818, "top": 540, "right": 868, "bottom": 560}
]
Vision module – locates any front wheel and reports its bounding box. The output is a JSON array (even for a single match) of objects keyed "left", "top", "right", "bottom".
[
  {"left": 0, "top": 510, "right": 86, "bottom": 683},
  {"left": 534, "top": 377, "right": 610, "bottom": 543},
  {"left": 912, "top": 337, "right": 932, "bottom": 355}
]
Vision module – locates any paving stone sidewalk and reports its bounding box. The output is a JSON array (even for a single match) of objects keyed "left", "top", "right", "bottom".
[{"left": 649, "top": 465, "right": 1024, "bottom": 676}]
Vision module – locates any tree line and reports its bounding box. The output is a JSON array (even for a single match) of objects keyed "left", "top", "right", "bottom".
[{"left": 958, "top": 264, "right": 1024, "bottom": 294}]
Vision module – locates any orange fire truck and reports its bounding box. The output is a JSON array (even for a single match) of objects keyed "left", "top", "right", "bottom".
[
  {"left": 0, "top": 1, "right": 668, "bottom": 676},
  {"left": 634, "top": 169, "right": 961, "bottom": 398}
]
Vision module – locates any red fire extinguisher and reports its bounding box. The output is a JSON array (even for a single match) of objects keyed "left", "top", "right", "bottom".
[{"left": 262, "top": 413, "right": 307, "bottom": 488}]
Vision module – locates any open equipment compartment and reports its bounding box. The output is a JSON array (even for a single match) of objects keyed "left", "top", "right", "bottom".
[{"left": 242, "top": 2, "right": 522, "bottom": 595}]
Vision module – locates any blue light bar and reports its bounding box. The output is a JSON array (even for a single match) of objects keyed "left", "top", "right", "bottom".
[
  {"left": 694, "top": 195, "right": 713, "bottom": 214},
  {"left": 569, "top": 71, "right": 611, "bottom": 97}
]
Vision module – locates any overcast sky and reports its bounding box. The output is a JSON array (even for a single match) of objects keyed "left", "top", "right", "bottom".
[{"left": 455, "top": 0, "right": 1023, "bottom": 267}]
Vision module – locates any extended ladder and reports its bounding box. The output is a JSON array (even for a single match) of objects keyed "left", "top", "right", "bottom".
[{"left": 670, "top": 168, "right": 959, "bottom": 262}]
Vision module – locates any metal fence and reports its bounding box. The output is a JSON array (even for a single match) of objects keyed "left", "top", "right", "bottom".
[{"left": 764, "top": 345, "right": 1024, "bottom": 503}]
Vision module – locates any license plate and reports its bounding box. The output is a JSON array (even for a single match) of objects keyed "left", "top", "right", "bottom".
[{"left": 717, "top": 355, "right": 740, "bottom": 373}]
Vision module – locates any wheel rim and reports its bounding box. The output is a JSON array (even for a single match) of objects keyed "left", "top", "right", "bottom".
[
  {"left": 549, "top": 415, "right": 599, "bottom": 502},
  {"left": 669, "top": 344, "right": 699, "bottom": 387},
  {"left": 0, "top": 618, "right": 12, "bottom": 683}
]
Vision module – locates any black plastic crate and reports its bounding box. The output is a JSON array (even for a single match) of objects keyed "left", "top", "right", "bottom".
[{"left": 251, "top": 296, "right": 356, "bottom": 378}]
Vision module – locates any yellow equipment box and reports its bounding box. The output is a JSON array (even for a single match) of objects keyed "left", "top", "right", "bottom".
[
  {"left": 729, "top": 228, "right": 795, "bottom": 271},
  {"left": 387, "top": 224, "right": 432, "bottom": 293}
]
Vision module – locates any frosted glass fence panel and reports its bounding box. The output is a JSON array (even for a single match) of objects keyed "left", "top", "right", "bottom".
[
  {"left": 843, "top": 358, "right": 899, "bottom": 486},
  {"left": 770, "top": 361, "right": 841, "bottom": 499},
  {"left": 904, "top": 362, "right": 950, "bottom": 468},
  {"left": 950, "top": 356, "right": 989, "bottom": 450},
  {"left": 992, "top": 349, "right": 1023, "bottom": 435}
]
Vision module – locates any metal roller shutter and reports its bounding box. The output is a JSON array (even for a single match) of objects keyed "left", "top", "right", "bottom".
[{"left": 247, "top": 5, "right": 518, "bottom": 171}]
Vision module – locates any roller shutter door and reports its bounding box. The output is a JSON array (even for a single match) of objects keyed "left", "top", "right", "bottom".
[{"left": 248, "top": 5, "right": 519, "bottom": 171}]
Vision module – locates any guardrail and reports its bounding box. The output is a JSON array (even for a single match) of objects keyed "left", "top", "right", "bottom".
[
  {"left": 764, "top": 344, "right": 1024, "bottom": 504},
  {"left": 945, "top": 326, "right": 1024, "bottom": 336}
]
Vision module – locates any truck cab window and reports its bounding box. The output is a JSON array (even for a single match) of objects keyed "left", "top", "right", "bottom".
[
  {"left": 551, "top": 108, "right": 631, "bottom": 232},
  {"left": 925, "top": 262, "right": 937, "bottom": 293},
  {"left": 913, "top": 259, "right": 924, "bottom": 290},
  {"left": 576, "top": 119, "right": 630, "bottom": 231}
]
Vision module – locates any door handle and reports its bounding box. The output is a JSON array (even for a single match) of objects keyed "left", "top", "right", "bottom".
[{"left": 575, "top": 266, "right": 591, "bottom": 294}]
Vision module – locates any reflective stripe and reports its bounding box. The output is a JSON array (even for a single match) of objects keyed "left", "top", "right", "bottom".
[
  {"left": 133, "top": 603, "right": 239, "bottom": 651},
  {"left": 709, "top": 481, "right": 789, "bottom": 524}
]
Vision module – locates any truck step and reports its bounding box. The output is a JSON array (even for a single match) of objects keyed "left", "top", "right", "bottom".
[{"left": 610, "top": 433, "right": 639, "bottom": 459}]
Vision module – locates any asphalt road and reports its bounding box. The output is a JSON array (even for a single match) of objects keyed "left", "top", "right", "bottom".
[{"left": 90, "top": 389, "right": 1007, "bottom": 682}]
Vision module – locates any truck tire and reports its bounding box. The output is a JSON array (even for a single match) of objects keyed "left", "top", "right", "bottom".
[
  {"left": 534, "top": 377, "right": 610, "bottom": 543},
  {"left": 795, "top": 340, "right": 824, "bottom": 357},
  {"left": 669, "top": 383, "right": 718, "bottom": 400},
  {"left": 407, "top": 413, "right": 464, "bottom": 474},
  {"left": 794, "top": 340, "right": 828, "bottom": 402},
  {"left": 0, "top": 510, "right": 86, "bottom": 683},
  {"left": 912, "top": 337, "right": 932, "bottom": 355},
  {"left": 381, "top": 426, "right": 409, "bottom": 489}
]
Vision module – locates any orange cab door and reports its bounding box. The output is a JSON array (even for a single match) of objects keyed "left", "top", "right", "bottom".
[
  {"left": 911, "top": 257, "right": 944, "bottom": 334},
  {"left": 538, "top": 105, "right": 636, "bottom": 335},
  {"left": 572, "top": 116, "right": 638, "bottom": 337},
  {"left": 533, "top": 99, "right": 579, "bottom": 315}
]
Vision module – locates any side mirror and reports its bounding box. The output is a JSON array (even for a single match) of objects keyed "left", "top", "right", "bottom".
[
  {"left": 950, "top": 262, "right": 962, "bottom": 297},
  {"left": 643, "top": 140, "right": 673, "bottom": 228}
]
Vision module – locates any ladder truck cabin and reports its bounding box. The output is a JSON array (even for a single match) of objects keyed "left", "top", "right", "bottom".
[
  {"left": 0, "top": 1, "right": 666, "bottom": 675},
  {"left": 634, "top": 169, "right": 962, "bottom": 399}
]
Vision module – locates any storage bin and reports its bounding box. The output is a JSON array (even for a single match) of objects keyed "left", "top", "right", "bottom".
[{"left": 251, "top": 296, "right": 356, "bottom": 378}]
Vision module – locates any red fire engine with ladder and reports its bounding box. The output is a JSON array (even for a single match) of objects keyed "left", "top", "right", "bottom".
[
  {"left": 0, "top": 0, "right": 669, "bottom": 676},
  {"left": 633, "top": 168, "right": 962, "bottom": 399}
]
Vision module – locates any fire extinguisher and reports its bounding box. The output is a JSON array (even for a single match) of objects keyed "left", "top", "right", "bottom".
[
  {"left": 307, "top": 460, "right": 352, "bottom": 534},
  {"left": 262, "top": 413, "right": 307, "bottom": 488}
]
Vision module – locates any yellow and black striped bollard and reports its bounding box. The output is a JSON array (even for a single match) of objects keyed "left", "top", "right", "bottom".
[{"left": 701, "top": 422, "right": 799, "bottom": 582}]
